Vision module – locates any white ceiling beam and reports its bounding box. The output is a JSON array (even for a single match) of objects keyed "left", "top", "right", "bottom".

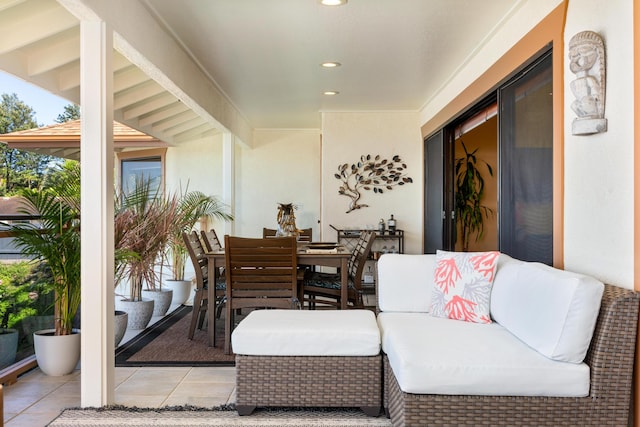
[
  {"left": 162, "top": 117, "right": 206, "bottom": 136},
  {"left": 114, "top": 66, "right": 149, "bottom": 93},
  {"left": 150, "top": 110, "right": 198, "bottom": 132},
  {"left": 138, "top": 102, "right": 187, "bottom": 126},
  {"left": 27, "top": 33, "right": 79, "bottom": 76},
  {"left": 121, "top": 92, "right": 176, "bottom": 120},
  {"left": 114, "top": 80, "right": 165, "bottom": 110},
  {"left": 0, "top": 0, "right": 26, "bottom": 14},
  {"left": 173, "top": 125, "right": 219, "bottom": 144},
  {"left": 0, "top": 2, "right": 77, "bottom": 54},
  {"left": 58, "top": 63, "right": 79, "bottom": 91}
]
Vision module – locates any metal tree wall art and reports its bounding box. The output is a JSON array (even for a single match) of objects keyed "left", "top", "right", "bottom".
[{"left": 335, "top": 154, "right": 413, "bottom": 213}]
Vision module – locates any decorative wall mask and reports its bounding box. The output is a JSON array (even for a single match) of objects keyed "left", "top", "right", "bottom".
[
  {"left": 335, "top": 154, "right": 413, "bottom": 213},
  {"left": 569, "top": 30, "right": 607, "bottom": 135}
]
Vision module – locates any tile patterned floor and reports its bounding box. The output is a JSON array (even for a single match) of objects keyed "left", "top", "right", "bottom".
[{"left": 3, "top": 366, "right": 237, "bottom": 426}]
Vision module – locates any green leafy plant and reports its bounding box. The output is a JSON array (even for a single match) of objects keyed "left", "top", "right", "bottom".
[
  {"left": 455, "top": 141, "right": 494, "bottom": 251},
  {"left": 165, "top": 187, "right": 232, "bottom": 281},
  {"left": 9, "top": 162, "right": 80, "bottom": 335}
]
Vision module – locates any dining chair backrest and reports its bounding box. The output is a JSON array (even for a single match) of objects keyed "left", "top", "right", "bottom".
[
  {"left": 201, "top": 228, "right": 223, "bottom": 252},
  {"left": 224, "top": 235, "right": 299, "bottom": 309},
  {"left": 262, "top": 228, "right": 277, "bottom": 238},
  {"left": 298, "top": 227, "right": 313, "bottom": 242},
  {"left": 263, "top": 227, "right": 312, "bottom": 242},
  {"left": 182, "top": 230, "right": 208, "bottom": 289},
  {"left": 347, "top": 230, "right": 376, "bottom": 291}
]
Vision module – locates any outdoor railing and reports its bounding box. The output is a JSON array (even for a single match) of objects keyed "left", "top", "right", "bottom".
[{"left": 0, "top": 215, "right": 51, "bottom": 385}]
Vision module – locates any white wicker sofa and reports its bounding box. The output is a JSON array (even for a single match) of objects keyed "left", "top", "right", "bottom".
[{"left": 376, "top": 252, "right": 639, "bottom": 427}]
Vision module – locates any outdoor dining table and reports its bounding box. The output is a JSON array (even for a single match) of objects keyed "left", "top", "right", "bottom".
[{"left": 204, "top": 245, "right": 351, "bottom": 347}]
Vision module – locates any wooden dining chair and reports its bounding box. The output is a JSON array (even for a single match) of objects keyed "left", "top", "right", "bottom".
[
  {"left": 201, "top": 228, "right": 223, "bottom": 252},
  {"left": 301, "top": 230, "right": 376, "bottom": 309},
  {"left": 182, "top": 231, "right": 226, "bottom": 341},
  {"left": 223, "top": 235, "right": 299, "bottom": 354}
]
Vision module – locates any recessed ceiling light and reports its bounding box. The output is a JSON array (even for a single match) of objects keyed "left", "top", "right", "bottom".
[
  {"left": 321, "top": 62, "right": 341, "bottom": 68},
  {"left": 318, "top": 0, "right": 347, "bottom": 6},
  {"left": 323, "top": 91, "right": 339, "bottom": 96}
]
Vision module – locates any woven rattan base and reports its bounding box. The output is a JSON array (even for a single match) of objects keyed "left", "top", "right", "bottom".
[
  {"left": 382, "top": 284, "right": 639, "bottom": 426},
  {"left": 236, "top": 354, "right": 382, "bottom": 416}
]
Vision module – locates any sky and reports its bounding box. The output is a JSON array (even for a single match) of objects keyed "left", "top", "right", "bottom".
[{"left": 0, "top": 71, "right": 72, "bottom": 126}]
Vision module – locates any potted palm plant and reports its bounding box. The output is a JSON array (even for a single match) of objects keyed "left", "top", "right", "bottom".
[
  {"left": 163, "top": 189, "right": 232, "bottom": 306},
  {"left": 114, "top": 178, "right": 180, "bottom": 326},
  {"left": 9, "top": 162, "right": 81, "bottom": 376},
  {"left": 455, "top": 140, "right": 494, "bottom": 251}
]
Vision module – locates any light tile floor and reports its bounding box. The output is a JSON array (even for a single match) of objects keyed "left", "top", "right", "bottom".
[
  {"left": 3, "top": 365, "right": 237, "bottom": 426},
  {"left": 3, "top": 298, "right": 379, "bottom": 426},
  {"left": 3, "top": 303, "right": 237, "bottom": 427}
]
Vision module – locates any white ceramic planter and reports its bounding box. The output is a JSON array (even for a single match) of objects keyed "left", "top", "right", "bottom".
[
  {"left": 115, "top": 299, "right": 154, "bottom": 330},
  {"left": 0, "top": 329, "right": 18, "bottom": 369},
  {"left": 114, "top": 310, "right": 128, "bottom": 347},
  {"left": 141, "top": 289, "right": 173, "bottom": 317},
  {"left": 33, "top": 329, "right": 81, "bottom": 376},
  {"left": 163, "top": 280, "right": 191, "bottom": 306}
]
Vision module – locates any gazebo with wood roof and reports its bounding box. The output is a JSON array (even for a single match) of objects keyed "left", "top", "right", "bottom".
[{"left": 0, "top": 119, "right": 165, "bottom": 161}]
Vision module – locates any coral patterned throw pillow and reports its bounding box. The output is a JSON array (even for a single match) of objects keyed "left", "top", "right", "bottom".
[{"left": 430, "top": 250, "right": 500, "bottom": 324}]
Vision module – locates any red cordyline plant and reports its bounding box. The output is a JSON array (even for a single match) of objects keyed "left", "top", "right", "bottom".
[{"left": 114, "top": 179, "right": 181, "bottom": 302}]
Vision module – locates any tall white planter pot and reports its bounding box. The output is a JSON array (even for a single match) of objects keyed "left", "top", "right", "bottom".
[
  {"left": 141, "top": 289, "right": 173, "bottom": 317},
  {"left": 114, "top": 310, "right": 128, "bottom": 347},
  {"left": 33, "top": 329, "right": 81, "bottom": 376},
  {"left": 163, "top": 280, "right": 191, "bottom": 306},
  {"left": 116, "top": 299, "right": 154, "bottom": 330}
]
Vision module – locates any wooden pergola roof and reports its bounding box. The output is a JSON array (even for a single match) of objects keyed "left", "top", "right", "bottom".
[{"left": 0, "top": 119, "right": 166, "bottom": 160}]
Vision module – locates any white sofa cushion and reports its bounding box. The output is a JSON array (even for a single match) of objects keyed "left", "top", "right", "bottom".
[
  {"left": 490, "top": 255, "right": 604, "bottom": 363},
  {"left": 232, "top": 309, "right": 380, "bottom": 356},
  {"left": 431, "top": 250, "right": 500, "bottom": 324},
  {"left": 378, "top": 312, "right": 590, "bottom": 396},
  {"left": 377, "top": 254, "right": 436, "bottom": 312}
]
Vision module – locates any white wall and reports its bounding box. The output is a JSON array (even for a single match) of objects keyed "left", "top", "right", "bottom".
[
  {"left": 165, "top": 135, "right": 224, "bottom": 197},
  {"left": 321, "top": 112, "right": 423, "bottom": 253},
  {"left": 235, "top": 129, "right": 321, "bottom": 240},
  {"left": 419, "top": 0, "right": 562, "bottom": 125},
  {"left": 563, "top": 0, "right": 635, "bottom": 288}
]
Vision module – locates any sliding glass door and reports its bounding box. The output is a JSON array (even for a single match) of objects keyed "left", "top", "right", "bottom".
[{"left": 498, "top": 50, "right": 553, "bottom": 263}]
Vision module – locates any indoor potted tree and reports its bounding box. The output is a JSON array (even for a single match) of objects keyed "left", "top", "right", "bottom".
[
  {"left": 163, "top": 188, "right": 232, "bottom": 306},
  {"left": 455, "top": 140, "right": 494, "bottom": 251},
  {"left": 114, "top": 178, "right": 180, "bottom": 326},
  {"left": 9, "top": 162, "right": 81, "bottom": 376}
]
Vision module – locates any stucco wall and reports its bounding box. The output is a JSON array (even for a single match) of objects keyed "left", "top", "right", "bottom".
[
  {"left": 235, "top": 129, "right": 321, "bottom": 240},
  {"left": 321, "top": 112, "right": 423, "bottom": 253},
  {"left": 563, "top": 0, "right": 635, "bottom": 288}
]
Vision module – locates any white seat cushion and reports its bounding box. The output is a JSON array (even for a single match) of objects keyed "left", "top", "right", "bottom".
[
  {"left": 378, "top": 312, "right": 590, "bottom": 397},
  {"left": 491, "top": 255, "right": 604, "bottom": 363},
  {"left": 232, "top": 309, "right": 381, "bottom": 356}
]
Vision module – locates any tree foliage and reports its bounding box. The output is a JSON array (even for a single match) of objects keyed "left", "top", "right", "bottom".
[
  {"left": 55, "top": 104, "right": 80, "bottom": 123},
  {"left": 0, "top": 93, "right": 55, "bottom": 195}
]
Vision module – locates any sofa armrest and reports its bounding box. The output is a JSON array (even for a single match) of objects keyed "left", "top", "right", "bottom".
[{"left": 586, "top": 284, "right": 639, "bottom": 399}]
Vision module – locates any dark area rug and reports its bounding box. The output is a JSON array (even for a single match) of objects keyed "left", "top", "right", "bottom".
[{"left": 115, "top": 305, "right": 235, "bottom": 366}]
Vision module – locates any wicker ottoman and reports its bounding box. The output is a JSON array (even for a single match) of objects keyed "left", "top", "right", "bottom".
[{"left": 232, "top": 309, "right": 382, "bottom": 416}]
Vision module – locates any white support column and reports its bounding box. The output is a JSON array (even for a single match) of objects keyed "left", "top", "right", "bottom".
[
  {"left": 222, "top": 131, "right": 235, "bottom": 236},
  {"left": 79, "top": 19, "right": 115, "bottom": 407}
]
